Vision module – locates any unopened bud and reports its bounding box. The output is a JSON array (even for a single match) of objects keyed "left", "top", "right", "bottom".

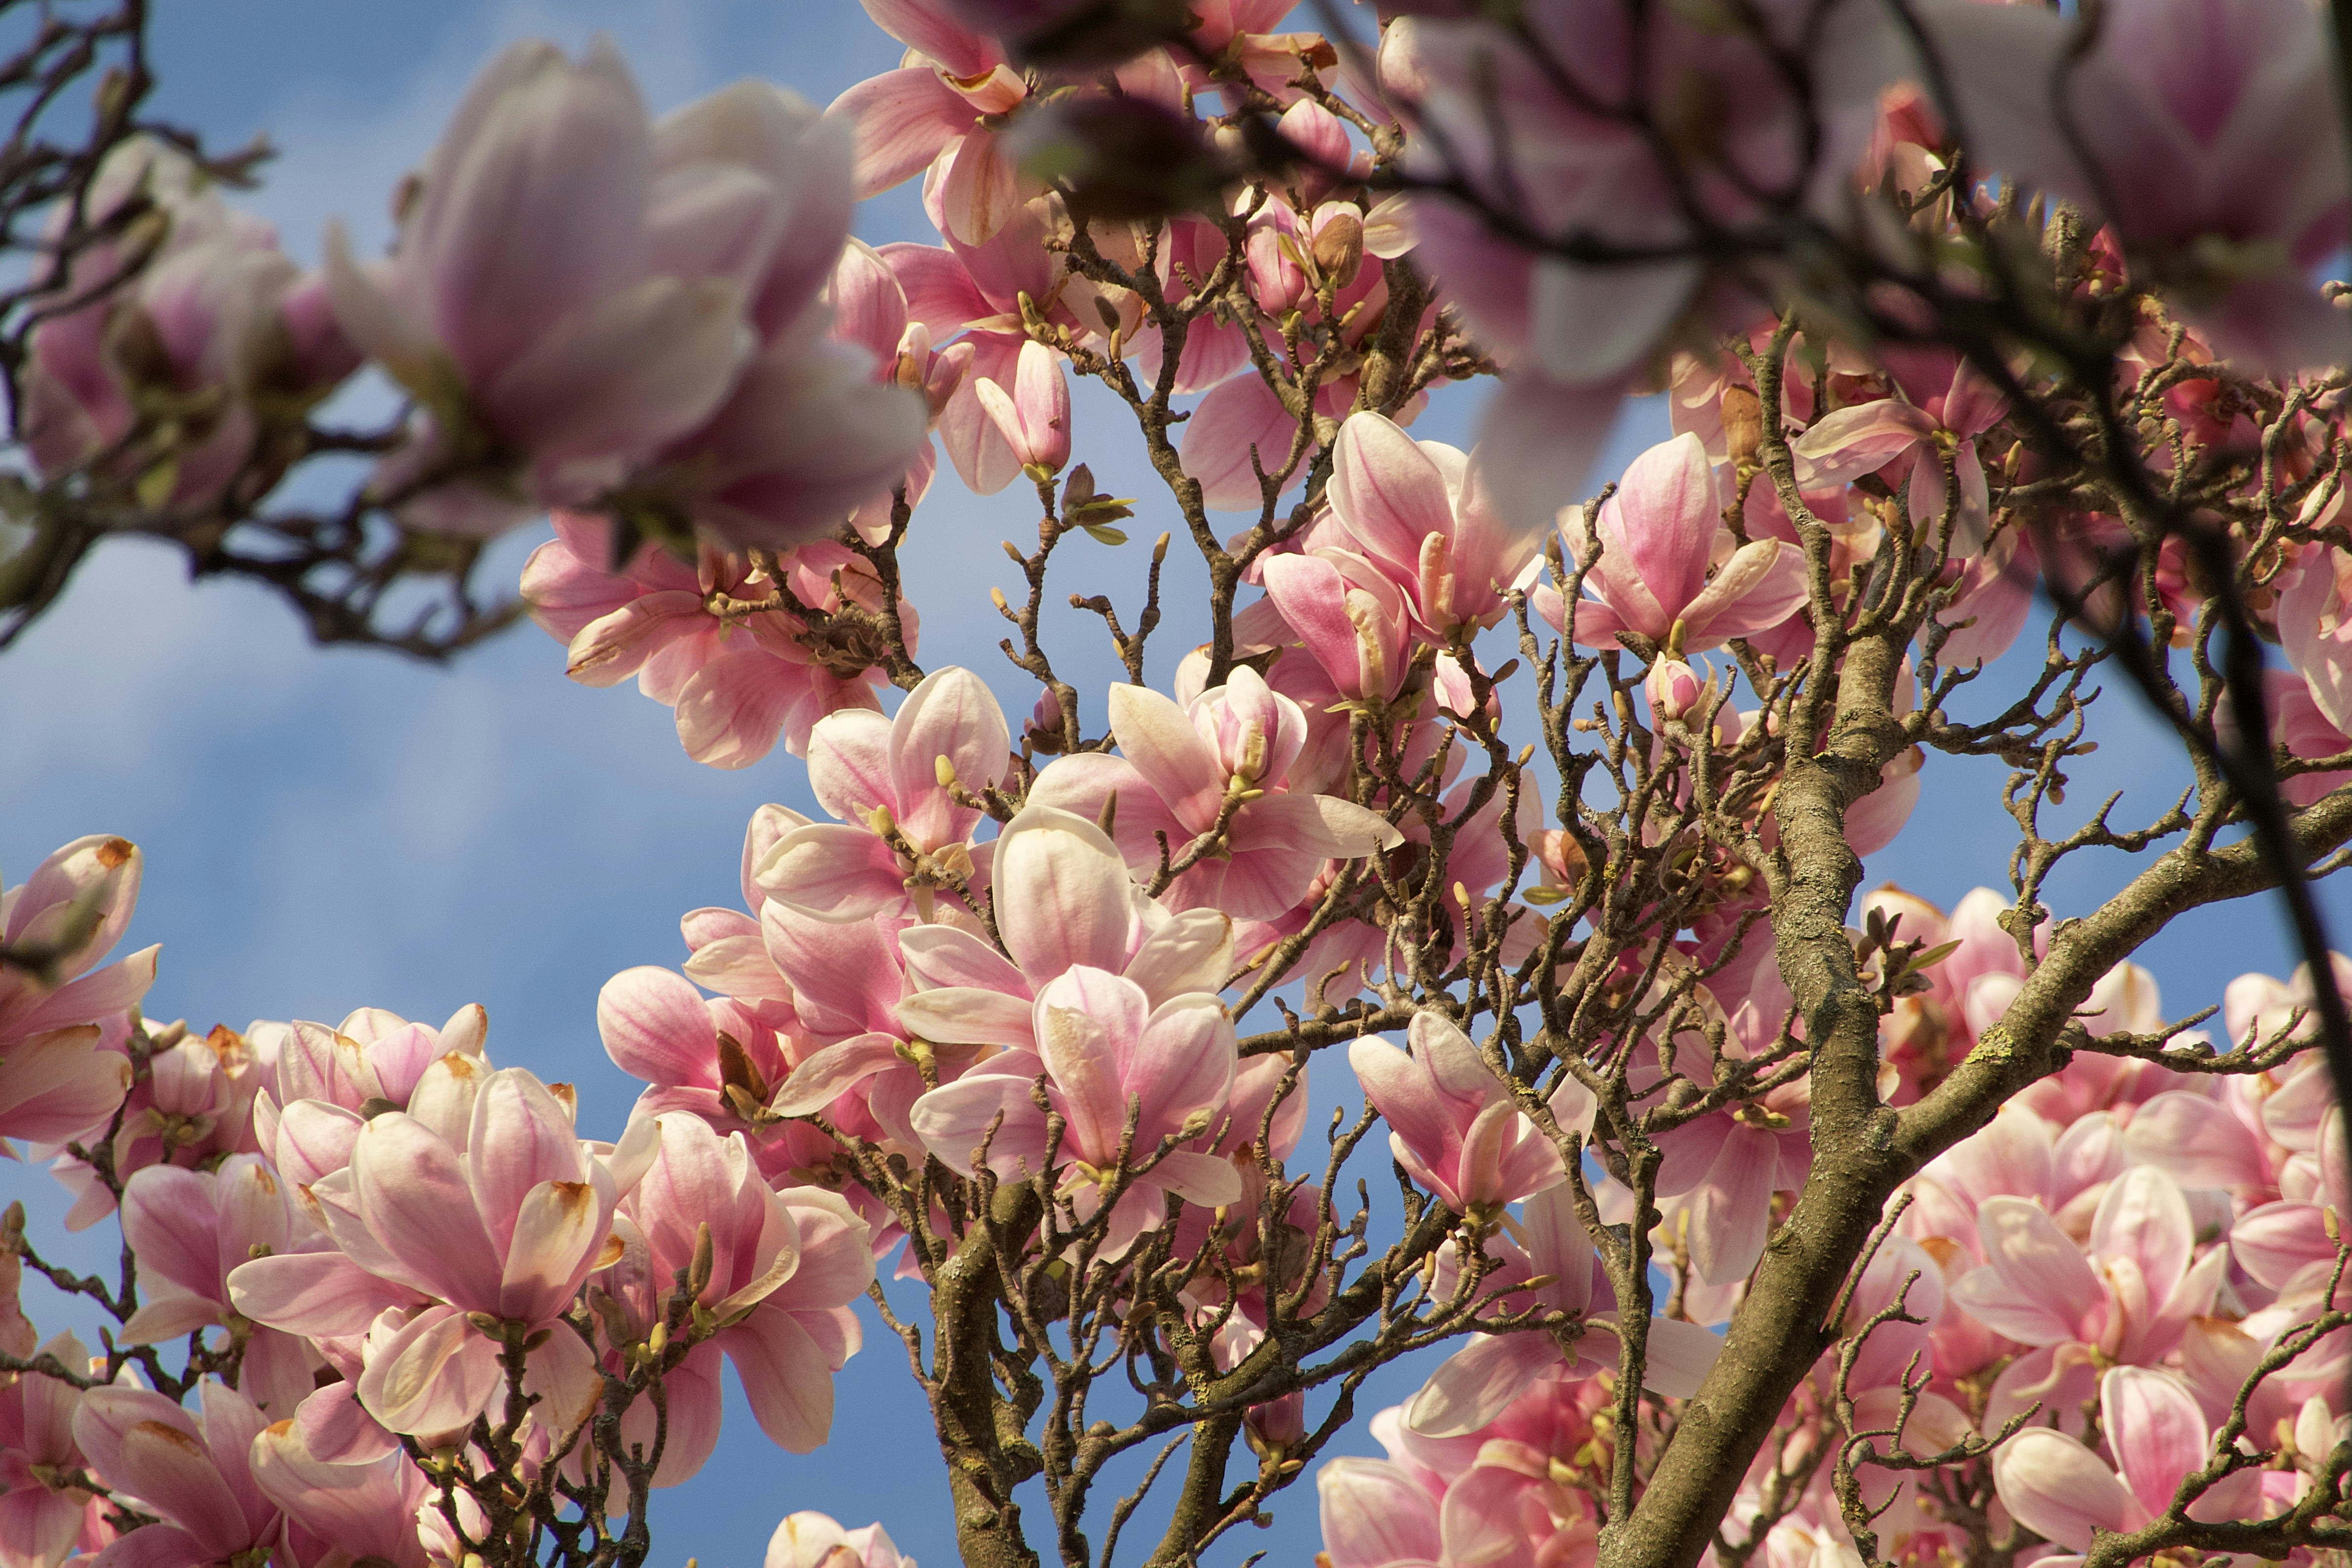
[
  {"left": 688, "top": 1221, "right": 716, "bottom": 1299},
  {"left": 1645, "top": 657, "right": 1704, "bottom": 722},
  {"left": 1311, "top": 211, "right": 1365, "bottom": 290},
  {"left": 1720, "top": 385, "right": 1762, "bottom": 473},
  {"left": 935, "top": 754, "right": 959, "bottom": 790}
]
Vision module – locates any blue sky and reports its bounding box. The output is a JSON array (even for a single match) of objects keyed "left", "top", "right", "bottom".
[{"left": 4, "top": 3, "right": 2346, "bottom": 1565}]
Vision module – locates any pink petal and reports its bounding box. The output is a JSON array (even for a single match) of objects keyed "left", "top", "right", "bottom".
[
  {"left": 892, "top": 987, "right": 1035, "bottom": 1049},
  {"left": 769, "top": 1033, "right": 907, "bottom": 1118},
  {"left": 347, "top": 1114, "right": 507, "bottom": 1312},
  {"left": 355, "top": 1305, "right": 503, "bottom": 1437},
  {"left": 805, "top": 707, "right": 898, "bottom": 823},
  {"left": 485, "top": 275, "right": 754, "bottom": 468},
  {"left": 1601, "top": 432, "right": 1720, "bottom": 621},
  {"left": 718, "top": 1303, "right": 843, "bottom": 1453},
  {"left": 907, "top": 1070, "right": 1052, "bottom": 1177},
  {"left": 228, "top": 1249, "right": 427, "bottom": 1337},
  {"left": 1679, "top": 539, "right": 1808, "bottom": 649},
  {"left": 886, "top": 665, "right": 1007, "bottom": 847},
  {"left": 672, "top": 647, "right": 804, "bottom": 769},
  {"left": 825, "top": 68, "right": 973, "bottom": 198},
  {"left": 1317, "top": 1457, "right": 1442, "bottom": 1568},
  {"left": 466, "top": 1069, "right": 588, "bottom": 1253},
  {"left": 1790, "top": 398, "right": 1936, "bottom": 487},
  {"left": 1688, "top": 1125, "right": 1781, "bottom": 1286},
  {"left": 2100, "top": 1366, "right": 2207, "bottom": 1521},
  {"left": 1401, "top": 1333, "right": 1562, "bottom": 1438},
  {"left": 1959, "top": 1196, "right": 2106, "bottom": 1343},
  {"left": 1327, "top": 411, "right": 1452, "bottom": 578},
  {"left": 117, "top": 1166, "right": 221, "bottom": 1303},
  {"left": 498, "top": 1179, "right": 606, "bottom": 1324},
  {"left": 1107, "top": 683, "right": 1228, "bottom": 836},
  {"left": 757, "top": 823, "right": 906, "bottom": 921},
  {"left": 1123, "top": 992, "right": 1237, "bottom": 1146},
  {"left": 2089, "top": 1166, "right": 2193, "bottom": 1307},
  {"left": 857, "top": 0, "right": 1001, "bottom": 79},
  {"left": 992, "top": 806, "right": 1134, "bottom": 979},
  {"left": 1472, "top": 371, "right": 1626, "bottom": 538},
  {"left": 1990, "top": 1430, "right": 2141, "bottom": 1551},
  {"left": 1182, "top": 373, "right": 1305, "bottom": 513}
]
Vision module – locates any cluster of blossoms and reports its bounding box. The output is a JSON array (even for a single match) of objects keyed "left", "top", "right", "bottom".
[
  {"left": 1321, "top": 925, "right": 2352, "bottom": 1567},
  {"left": 9, "top": 0, "right": 2352, "bottom": 1564},
  {"left": 0, "top": 832, "right": 893, "bottom": 1568}
]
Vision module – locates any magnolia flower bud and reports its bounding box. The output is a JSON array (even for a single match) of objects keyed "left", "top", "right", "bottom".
[
  {"left": 1721, "top": 385, "right": 1762, "bottom": 472},
  {"left": 1645, "top": 657, "right": 1704, "bottom": 722},
  {"left": 1310, "top": 210, "right": 1365, "bottom": 290}
]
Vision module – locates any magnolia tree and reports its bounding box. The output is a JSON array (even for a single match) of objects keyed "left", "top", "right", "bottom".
[{"left": 9, "top": 0, "right": 2352, "bottom": 1566}]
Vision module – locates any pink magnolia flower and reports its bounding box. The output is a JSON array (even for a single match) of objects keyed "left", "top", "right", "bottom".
[
  {"left": 755, "top": 665, "right": 1011, "bottom": 922},
  {"left": 0, "top": 835, "right": 151, "bottom": 1146},
  {"left": 830, "top": 238, "right": 971, "bottom": 541},
  {"left": 1947, "top": 1165, "right": 2224, "bottom": 1367},
  {"left": 1991, "top": 1367, "right": 2263, "bottom": 1549},
  {"left": 117, "top": 1157, "right": 311, "bottom": 1419},
  {"left": 523, "top": 512, "right": 918, "bottom": 768},
  {"left": 21, "top": 137, "right": 355, "bottom": 509},
  {"left": 324, "top": 41, "right": 759, "bottom": 532},
  {"left": 766, "top": 1512, "right": 915, "bottom": 1568},
  {"left": 73, "top": 1379, "right": 280, "bottom": 1568},
  {"left": 878, "top": 192, "right": 1123, "bottom": 495},
  {"left": 973, "top": 340, "right": 1071, "bottom": 477},
  {"left": 1793, "top": 353, "right": 2009, "bottom": 555},
  {"left": 2231, "top": 1107, "right": 2352, "bottom": 1299},
  {"left": 890, "top": 804, "right": 1234, "bottom": 1053},
  {"left": 2275, "top": 546, "right": 2352, "bottom": 787},
  {"left": 25, "top": 235, "right": 352, "bottom": 511},
  {"left": 1312, "top": 413, "right": 1543, "bottom": 643},
  {"left": 1259, "top": 551, "right": 1415, "bottom": 705},
  {"left": 1320, "top": 1384, "right": 1616, "bottom": 1568},
  {"left": 1349, "top": 1011, "right": 1592, "bottom": 1217},
  {"left": 255, "top": 1005, "right": 486, "bottom": 1123},
  {"left": 621, "top": 83, "right": 926, "bottom": 552},
  {"left": 50, "top": 1025, "right": 268, "bottom": 1232},
  {"left": 0, "top": 1332, "right": 100, "bottom": 1568},
  {"left": 826, "top": 0, "right": 1036, "bottom": 245},
  {"left": 229, "top": 1067, "right": 655, "bottom": 1438},
  {"left": 595, "top": 1115, "right": 874, "bottom": 1476},
  {"left": 1026, "top": 668, "right": 1405, "bottom": 921},
  {"left": 1904, "top": 1102, "right": 2128, "bottom": 1265},
  {"left": 597, "top": 964, "right": 834, "bottom": 1184},
  {"left": 250, "top": 1006, "right": 491, "bottom": 1205},
  {"left": 247, "top": 1418, "right": 432, "bottom": 1568},
  {"left": 1378, "top": 0, "right": 1897, "bottom": 524},
  {"left": 1532, "top": 434, "right": 1807, "bottom": 658},
  {"left": 1402, "top": 1187, "right": 1721, "bottom": 1438},
  {"left": 1927, "top": 0, "right": 2352, "bottom": 373},
  {"left": 908, "top": 965, "right": 1241, "bottom": 1255},
  {"left": 1180, "top": 209, "right": 1431, "bottom": 516}
]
